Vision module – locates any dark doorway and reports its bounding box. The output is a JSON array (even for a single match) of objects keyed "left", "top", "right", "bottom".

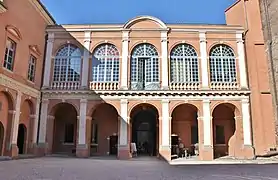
[
  {"left": 17, "top": 124, "right": 26, "bottom": 154},
  {"left": 132, "top": 106, "right": 158, "bottom": 156},
  {"left": 0, "top": 122, "right": 4, "bottom": 156},
  {"left": 109, "top": 135, "right": 118, "bottom": 155}
]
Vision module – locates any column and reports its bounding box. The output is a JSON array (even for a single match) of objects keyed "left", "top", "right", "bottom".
[
  {"left": 76, "top": 99, "right": 88, "bottom": 157},
  {"left": 118, "top": 99, "right": 129, "bottom": 159},
  {"left": 81, "top": 31, "right": 91, "bottom": 88},
  {"left": 32, "top": 99, "right": 40, "bottom": 148},
  {"left": 236, "top": 32, "right": 248, "bottom": 89},
  {"left": 202, "top": 99, "right": 213, "bottom": 160},
  {"left": 199, "top": 31, "right": 209, "bottom": 89},
  {"left": 121, "top": 31, "right": 129, "bottom": 90},
  {"left": 42, "top": 32, "right": 54, "bottom": 88},
  {"left": 160, "top": 99, "right": 171, "bottom": 161},
  {"left": 161, "top": 31, "right": 169, "bottom": 90},
  {"left": 242, "top": 99, "right": 252, "bottom": 146},
  {"left": 10, "top": 91, "right": 22, "bottom": 157},
  {"left": 38, "top": 99, "right": 49, "bottom": 146}
]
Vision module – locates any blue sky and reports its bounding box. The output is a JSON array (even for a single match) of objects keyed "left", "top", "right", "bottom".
[{"left": 41, "top": 0, "right": 237, "bottom": 25}]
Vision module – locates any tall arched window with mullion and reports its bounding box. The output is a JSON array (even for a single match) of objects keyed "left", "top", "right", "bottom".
[
  {"left": 170, "top": 44, "right": 199, "bottom": 83},
  {"left": 130, "top": 43, "right": 159, "bottom": 90},
  {"left": 209, "top": 44, "right": 236, "bottom": 83},
  {"left": 53, "top": 44, "right": 82, "bottom": 83},
  {"left": 92, "top": 44, "right": 120, "bottom": 82}
]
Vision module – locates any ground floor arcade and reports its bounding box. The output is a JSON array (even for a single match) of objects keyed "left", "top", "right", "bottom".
[{"left": 36, "top": 93, "right": 255, "bottom": 161}]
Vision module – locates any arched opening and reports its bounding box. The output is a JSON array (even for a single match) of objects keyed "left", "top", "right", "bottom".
[
  {"left": 171, "top": 104, "right": 199, "bottom": 160},
  {"left": 17, "top": 124, "right": 27, "bottom": 154},
  {"left": 130, "top": 104, "right": 159, "bottom": 156},
  {"left": 212, "top": 103, "right": 236, "bottom": 159},
  {"left": 0, "top": 91, "right": 13, "bottom": 156},
  {"left": 91, "top": 103, "right": 119, "bottom": 156},
  {"left": 52, "top": 103, "right": 78, "bottom": 155},
  {"left": 0, "top": 122, "right": 4, "bottom": 156},
  {"left": 19, "top": 100, "right": 33, "bottom": 154}
]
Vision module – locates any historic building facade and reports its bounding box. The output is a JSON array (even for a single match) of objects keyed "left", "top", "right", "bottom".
[
  {"left": 0, "top": 0, "right": 55, "bottom": 158},
  {"left": 36, "top": 8, "right": 277, "bottom": 161}
]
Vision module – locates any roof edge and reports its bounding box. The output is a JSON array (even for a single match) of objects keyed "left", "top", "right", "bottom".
[
  {"left": 32, "top": 0, "right": 56, "bottom": 25},
  {"left": 225, "top": 0, "right": 241, "bottom": 12}
]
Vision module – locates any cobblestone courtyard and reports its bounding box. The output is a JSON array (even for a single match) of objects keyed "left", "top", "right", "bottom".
[{"left": 1, "top": 157, "right": 278, "bottom": 180}]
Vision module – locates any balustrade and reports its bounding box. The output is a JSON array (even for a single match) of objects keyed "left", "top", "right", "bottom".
[
  {"left": 51, "top": 81, "right": 80, "bottom": 90},
  {"left": 90, "top": 82, "right": 119, "bottom": 90},
  {"left": 210, "top": 82, "right": 239, "bottom": 90},
  {"left": 170, "top": 82, "right": 200, "bottom": 90}
]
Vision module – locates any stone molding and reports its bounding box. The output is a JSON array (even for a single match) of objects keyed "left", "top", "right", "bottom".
[
  {"left": 0, "top": 74, "right": 40, "bottom": 98},
  {"left": 28, "top": 0, "right": 55, "bottom": 25}
]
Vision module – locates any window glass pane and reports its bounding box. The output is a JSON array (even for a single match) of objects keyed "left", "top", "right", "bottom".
[
  {"left": 4, "top": 39, "right": 16, "bottom": 71},
  {"left": 92, "top": 44, "right": 120, "bottom": 82},
  {"left": 54, "top": 44, "right": 81, "bottom": 82},
  {"left": 209, "top": 45, "right": 236, "bottom": 83},
  {"left": 170, "top": 44, "right": 199, "bottom": 83}
]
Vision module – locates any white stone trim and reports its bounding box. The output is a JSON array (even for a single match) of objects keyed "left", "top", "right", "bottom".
[
  {"left": 38, "top": 99, "right": 49, "bottom": 143},
  {"left": 119, "top": 99, "right": 128, "bottom": 145},
  {"left": 199, "top": 32, "right": 209, "bottom": 89},
  {"left": 236, "top": 32, "right": 248, "bottom": 89},
  {"left": 32, "top": 99, "right": 40, "bottom": 144},
  {"left": 28, "top": 0, "right": 55, "bottom": 25},
  {"left": 202, "top": 99, "right": 212, "bottom": 146},
  {"left": 120, "top": 31, "right": 129, "bottom": 90},
  {"left": 0, "top": 74, "right": 40, "bottom": 98},
  {"left": 81, "top": 31, "right": 91, "bottom": 88},
  {"left": 11, "top": 92, "right": 22, "bottom": 144},
  {"left": 241, "top": 99, "right": 252, "bottom": 145},
  {"left": 78, "top": 99, "right": 87, "bottom": 145},
  {"left": 161, "top": 31, "right": 169, "bottom": 89},
  {"left": 161, "top": 99, "right": 170, "bottom": 146},
  {"left": 42, "top": 33, "right": 54, "bottom": 88}
]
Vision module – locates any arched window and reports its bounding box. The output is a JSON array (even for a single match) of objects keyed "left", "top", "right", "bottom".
[
  {"left": 209, "top": 44, "right": 236, "bottom": 82},
  {"left": 92, "top": 44, "right": 120, "bottom": 82},
  {"left": 170, "top": 44, "right": 199, "bottom": 83},
  {"left": 131, "top": 43, "right": 159, "bottom": 90},
  {"left": 53, "top": 44, "right": 82, "bottom": 82}
]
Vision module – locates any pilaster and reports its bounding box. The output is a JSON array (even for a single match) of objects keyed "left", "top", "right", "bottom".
[
  {"left": 199, "top": 31, "right": 209, "bottom": 89},
  {"left": 42, "top": 33, "right": 54, "bottom": 88},
  {"left": 161, "top": 31, "right": 169, "bottom": 90},
  {"left": 160, "top": 99, "right": 171, "bottom": 161},
  {"left": 236, "top": 32, "right": 248, "bottom": 89},
  {"left": 81, "top": 31, "right": 91, "bottom": 88},
  {"left": 37, "top": 99, "right": 49, "bottom": 155},
  {"left": 120, "top": 31, "right": 129, "bottom": 90}
]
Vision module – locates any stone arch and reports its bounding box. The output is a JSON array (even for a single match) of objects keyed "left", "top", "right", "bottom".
[
  {"left": 211, "top": 102, "right": 240, "bottom": 117},
  {"left": 212, "top": 103, "right": 239, "bottom": 159},
  {"left": 17, "top": 123, "right": 27, "bottom": 154},
  {"left": 91, "top": 41, "right": 121, "bottom": 56},
  {"left": 208, "top": 42, "right": 236, "bottom": 54},
  {"left": 171, "top": 103, "right": 199, "bottom": 159},
  {"left": 19, "top": 99, "right": 34, "bottom": 154},
  {"left": 123, "top": 16, "right": 167, "bottom": 29},
  {"left": 129, "top": 103, "right": 159, "bottom": 156},
  {"left": 170, "top": 102, "right": 201, "bottom": 117},
  {"left": 6, "top": 25, "right": 22, "bottom": 40},
  {"left": 0, "top": 91, "right": 14, "bottom": 156},
  {"left": 53, "top": 43, "right": 83, "bottom": 56},
  {"left": 169, "top": 42, "right": 199, "bottom": 57},
  {"left": 128, "top": 102, "right": 161, "bottom": 118},
  {"left": 49, "top": 102, "right": 79, "bottom": 116},
  {"left": 51, "top": 103, "right": 78, "bottom": 155},
  {"left": 90, "top": 102, "right": 120, "bottom": 116},
  {"left": 90, "top": 103, "right": 119, "bottom": 156}
]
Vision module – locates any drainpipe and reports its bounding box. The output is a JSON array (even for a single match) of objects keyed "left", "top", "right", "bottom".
[
  {"left": 262, "top": 0, "right": 278, "bottom": 145},
  {"left": 243, "top": 0, "right": 249, "bottom": 35}
]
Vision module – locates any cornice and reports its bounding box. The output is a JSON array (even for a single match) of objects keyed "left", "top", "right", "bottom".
[
  {"left": 0, "top": 74, "right": 40, "bottom": 98},
  {"left": 41, "top": 90, "right": 250, "bottom": 100},
  {"left": 28, "top": 0, "right": 55, "bottom": 25}
]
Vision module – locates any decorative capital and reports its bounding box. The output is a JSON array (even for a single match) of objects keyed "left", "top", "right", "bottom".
[
  {"left": 120, "top": 99, "right": 128, "bottom": 104},
  {"left": 80, "top": 99, "right": 88, "bottom": 104},
  {"left": 42, "top": 99, "right": 49, "bottom": 104},
  {"left": 84, "top": 39, "right": 91, "bottom": 43},
  {"left": 241, "top": 98, "right": 249, "bottom": 104},
  {"left": 202, "top": 99, "right": 210, "bottom": 104},
  {"left": 161, "top": 99, "right": 170, "bottom": 104},
  {"left": 8, "top": 110, "right": 16, "bottom": 115},
  {"left": 122, "top": 38, "right": 130, "bottom": 42},
  {"left": 161, "top": 38, "right": 168, "bottom": 42},
  {"left": 47, "top": 115, "right": 55, "bottom": 120}
]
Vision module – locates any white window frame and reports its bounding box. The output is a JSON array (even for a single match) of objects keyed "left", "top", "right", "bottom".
[
  {"left": 27, "top": 55, "right": 36, "bottom": 82},
  {"left": 4, "top": 38, "right": 16, "bottom": 71}
]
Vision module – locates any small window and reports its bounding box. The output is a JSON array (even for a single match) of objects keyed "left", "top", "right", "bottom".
[
  {"left": 91, "top": 123, "right": 98, "bottom": 144},
  {"left": 4, "top": 38, "right": 16, "bottom": 71},
  {"left": 191, "top": 126, "right": 198, "bottom": 144},
  {"left": 215, "top": 125, "right": 225, "bottom": 144},
  {"left": 64, "top": 124, "right": 74, "bottom": 143},
  {"left": 28, "top": 55, "right": 36, "bottom": 82}
]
